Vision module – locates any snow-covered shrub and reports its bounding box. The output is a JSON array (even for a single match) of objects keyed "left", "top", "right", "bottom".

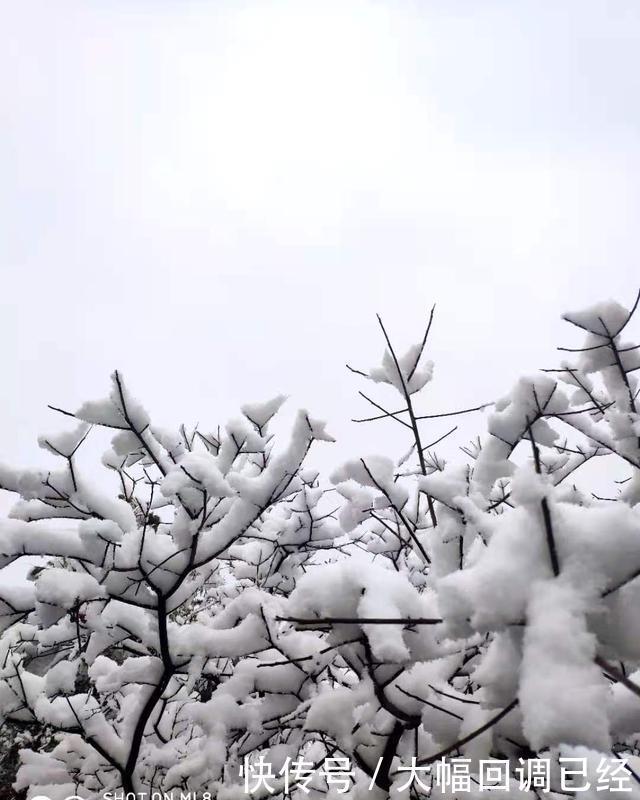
[
  {"left": 293, "top": 296, "right": 640, "bottom": 797},
  {"left": 2, "top": 294, "right": 640, "bottom": 800},
  {"left": 0, "top": 374, "right": 335, "bottom": 798}
]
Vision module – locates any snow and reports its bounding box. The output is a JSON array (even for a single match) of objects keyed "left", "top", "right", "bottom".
[
  {"left": 288, "top": 560, "right": 441, "bottom": 663},
  {"left": 472, "top": 630, "right": 521, "bottom": 708},
  {"left": 38, "top": 422, "right": 91, "bottom": 458},
  {"left": 472, "top": 374, "right": 568, "bottom": 494},
  {"left": 563, "top": 299, "right": 631, "bottom": 338},
  {"left": 437, "top": 503, "right": 550, "bottom": 632},
  {"left": 242, "top": 394, "right": 288, "bottom": 429},
  {"left": 331, "top": 456, "right": 409, "bottom": 514},
  {"left": 364, "top": 345, "right": 434, "bottom": 396},
  {"left": 161, "top": 452, "right": 235, "bottom": 500},
  {"left": 3, "top": 293, "right": 640, "bottom": 799},
  {"left": 34, "top": 568, "right": 104, "bottom": 607},
  {"left": 305, "top": 683, "right": 371, "bottom": 746},
  {"left": 44, "top": 659, "right": 79, "bottom": 696},
  {"left": 519, "top": 579, "right": 610, "bottom": 751}
]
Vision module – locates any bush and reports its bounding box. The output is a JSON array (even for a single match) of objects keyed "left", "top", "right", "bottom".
[{"left": 2, "top": 294, "right": 640, "bottom": 799}]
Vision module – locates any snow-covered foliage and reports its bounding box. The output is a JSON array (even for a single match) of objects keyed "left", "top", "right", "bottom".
[
  {"left": 2, "top": 294, "right": 640, "bottom": 800},
  {"left": 0, "top": 375, "right": 337, "bottom": 798}
]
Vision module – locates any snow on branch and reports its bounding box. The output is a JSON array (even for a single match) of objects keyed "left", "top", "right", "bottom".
[{"left": 3, "top": 292, "right": 640, "bottom": 798}]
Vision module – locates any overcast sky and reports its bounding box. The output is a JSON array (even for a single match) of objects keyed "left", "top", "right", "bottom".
[{"left": 1, "top": 1, "right": 639, "bottom": 580}]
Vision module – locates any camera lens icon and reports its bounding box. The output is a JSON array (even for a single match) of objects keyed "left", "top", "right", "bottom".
[{"left": 31, "top": 796, "right": 85, "bottom": 800}]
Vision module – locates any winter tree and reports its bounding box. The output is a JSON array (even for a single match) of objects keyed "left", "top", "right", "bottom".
[
  {"left": 0, "top": 374, "right": 336, "bottom": 798},
  {"left": 2, "top": 293, "right": 640, "bottom": 800}
]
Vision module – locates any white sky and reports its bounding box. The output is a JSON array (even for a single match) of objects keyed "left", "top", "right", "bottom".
[{"left": 1, "top": 0, "right": 639, "bottom": 579}]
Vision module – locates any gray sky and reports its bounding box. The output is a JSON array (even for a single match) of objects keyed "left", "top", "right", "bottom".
[{"left": 1, "top": 1, "right": 639, "bottom": 580}]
